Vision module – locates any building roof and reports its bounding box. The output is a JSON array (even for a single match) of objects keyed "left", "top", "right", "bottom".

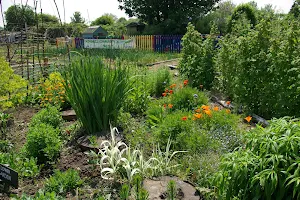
[{"left": 83, "top": 26, "right": 106, "bottom": 34}]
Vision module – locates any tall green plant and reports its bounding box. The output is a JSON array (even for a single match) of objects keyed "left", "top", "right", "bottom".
[
  {"left": 216, "top": 18, "right": 300, "bottom": 118},
  {"left": 213, "top": 118, "right": 300, "bottom": 199},
  {"left": 63, "top": 58, "right": 130, "bottom": 134},
  {"left": 179, "top": 23, "right": 215, "bottom": 90}
]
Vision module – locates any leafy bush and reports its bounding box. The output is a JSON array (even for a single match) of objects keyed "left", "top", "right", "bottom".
[
  {"left": 194, "top": 107, "right": 243, "bottom": 151},
  {"left": 30, "top": 105, "right": 63, "bottom": 129},
  {"left": 169, "top": 86, "right": 209, "bottom": 111},
  {"left": 179, "top": 23, "right": 216, "bottom": 90},
  {"left": 0, "top": 57, "right": 27, "bottom": 109},
  {"left": 148, "top": 68, "right": 171, "bottom": 97},
  {"left": 63, "top": 58, "right": 130, "bottom": 134},
  {"left": 0, "top": 152, "right": 40, "bottom": 178},
  {"left": 44, "top": 169, "right": 83, "bottom": 196},
  {"left": 213, "top": 118, "right": 300, "bottom": 199},
  {"left": 25, "top": 123, "right": 61, "bottom": 164},
  {"left": 216, "top": 18, "right": 300, "bottom": 118},
  {"left": 153, "top": 111, "right": 212, "bottom": 152},
  {"left": 124, "top": 67, "right": 150, "bottom": 115},
  {"left": 36, "top": 72, "right": 69, "bottom": 109}
]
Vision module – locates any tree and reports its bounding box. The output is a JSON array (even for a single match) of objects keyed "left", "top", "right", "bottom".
[
  {"left": 118, "top": 0, "right": 220, "bottom": 26},
  {"left": 290, "top": 0, "right": 300, "bottom": 18},
  {"left": 71, "top": 11, "right": 85, "bottom": 24},
  {"left": 91, "top": 13, "right": 117, "bottom": 26},
  {"left": 38, "top": 13, "right": 59, "bottom": 24},
  {"left": 5, "top": 5, "right": 35, "bottom": 31},
  {"left": 196, "top": 0, "right": 235, "bottom": 34}
]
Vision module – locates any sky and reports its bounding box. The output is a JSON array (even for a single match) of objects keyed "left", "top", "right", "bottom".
[{"left": 0, "top": 0, "right": 295, "bottom": 27}]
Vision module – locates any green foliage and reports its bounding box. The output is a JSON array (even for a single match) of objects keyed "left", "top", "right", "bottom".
[
  {"left": 124, "top": 67, "right": 150, "bottom": 115},
  {"left": 0, "top": 57, "right": 27, "bottom": 109},
  {"left": 30, "top": 105, "right": 63, "bottom": 129},
  {"left": 167, "top": 180, "right": 176, "bottom": 200},
  {"left": 38, "top": 13, "right": 59, "bottom": 24},
  {"left": 5, "top": 5, "right": 35, "bottom": 31},
  {"left": 216, "top": 18, "right": 300, "bottom": 118},
  {"left": 71, "top": 11, "right": 85, "bottom": 24},
  {"left": 290, "top": 0, "right": 300, "bottom": 18},
  {"left": 118, "top": 0, "right": 220, "bottom": 30},
  {"left": 170, "top": 86, "right": 209, "bottom": 111},
  {"left": 0, "top": 152, "right": 40, "bottom": 178},
  {"left": 120, "top": 184, "right": 130, "bottom": 200},
  {"left": 213, "top": 118, "right": 300, "bottom": 200},
  {"left": 227, "top": 3, "right": 257, "bottom": 33},
  {"left": 153, "top": 111, "right": 211, "bottom": 152},
  {"left": 25, "top": 123, "right": 61, "bottom": 164},
  {"left": 195, "top": 109, "right": 242, "bottom": 151},
  {"left": 148, "top": 68, "right": 171, "bottom": 97},
  {"left": 12, "top": 190, "right": 64, "bottom": 200},
  {"left": 44, "top": 169, "right": 83, "bottom": 196},
  {"left": 0, "top": 112, "right": 11, "bottom": 140},
  {"left": 63, "top": 58, "right": 130, "bottom": 134},
  {"left": 179, "top": 23, "right": 216, "bottom": 90},
  {"left": 91, "top": 13, "right": 116, "bottom": 26}
]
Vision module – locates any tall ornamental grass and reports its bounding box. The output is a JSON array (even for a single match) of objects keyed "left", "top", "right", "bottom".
[{"left": 63, "top": 58, "right": 130, "bottom": 134}]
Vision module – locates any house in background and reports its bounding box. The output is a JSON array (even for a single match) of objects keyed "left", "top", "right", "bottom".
[
  {"left": 126, "top": 22, "right": 146, "bottom": 35},
  {"left": 82, "top": 26, "right": 108, "bottom": 39}
]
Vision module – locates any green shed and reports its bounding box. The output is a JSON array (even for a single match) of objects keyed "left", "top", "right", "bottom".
[{"left": 82, "top": 26, "right": 108, "bottom": 39}]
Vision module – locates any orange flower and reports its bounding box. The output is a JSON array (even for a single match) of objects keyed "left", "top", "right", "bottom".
[
  {"left": 61, "top": 100, "right": 65, "bottom": 103},
  {"left": 245, "top": 116, "right": 252, "bottom": 123},
  {"left": 194, "top": 113, "right": 202, "bottom": 119},
  {"left": 168, "top": 104, "right": 173, "bottom": 109},
  {"left": 195, "top": 108, "right": 201, "bottom": 113},
  {"left": 164, "top": 104, "right": 167, "bottom": 108},
  {"left": 169, "top": 90, "right": 173, "bottom": 94},
  {"left": 46, "top": 87, "right": 51, "bottom": 91},
  {"left": 204, "top": 110, "right": 212, "bottom": 117},
  {"left": 162, "top": 93, "right": 167, "bottom": 97},
  {"left": 183, "top": 80, "right": 188, "bottom": 86},
  {"left": 201, "top": 105, "right": 210, "bottom": 111},
  {"left": 172, "top": 84, "right": 176, "bottom": 88},
  {"left": 226, "top": 101, "right": 231, "bottom": 105},
  {"left": 213, "top": 106, "right": 219, "bottom": 111},
  {"left": 226, "top": 109, "right": 231, "bottom": 114},
  {"left": 165, "top": 89, "right": 169, "bottom": 93},
  {"left": 182, "top": 116, "right": 188, "bottom": 121}
]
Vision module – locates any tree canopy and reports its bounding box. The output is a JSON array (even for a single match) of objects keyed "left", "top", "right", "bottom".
[
  {"left": 5, "top": 5, "right": 35, "bottom": 31},
  {"left": 290, "top": 0, "right": 300, "bottom": 18},
  {"left": 71, "top": 11, "right": 85, "bottom": 24},
  {"left": 38, "top": 13, "right": 59, "bottom": 24},
  {"left": 91, "top": 14, "right": 117, "bottom": 26},
  {"left": 117, "top": 0, "right": 220, "bottom": 25}
]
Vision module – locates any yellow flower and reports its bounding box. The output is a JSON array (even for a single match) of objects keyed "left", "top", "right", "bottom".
[
  {"left": 194, "top": 113, "right": 202, "bottom": 119},
  {"left": 226, "top": 109, "right": 231, "bottom": 114},
  {"left": 213, "top": 106, "right": 219, "bottom": 111}
]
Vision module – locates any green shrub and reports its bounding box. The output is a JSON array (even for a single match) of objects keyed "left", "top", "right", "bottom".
[
  {"left": 170, "top": 87, "right": 209, "bottom": 111},
  {"left": 195, "top": 109, "right": 243, "bottom": 151},
  {"left": 148, "top": 68, "right": 171, "bottom": 97},
  {"left": 124, "top": 67, "right": 150, "bottom": 115},
  {"left": 213, "top": 118, "right": 300, "bottom": 199},
  {"left": 25, "top": 123, "right": 61, "bottom": 164},
  {"left": 0, "top": 152, "right": 40, "bottom": 178},
  {"left": 153, "top": 111, "right": 212, "bottom": 153},
  {"left": 179, "top": 23, "right": 216, "bottom": 90},
  {"left": 30, "top": 105, "right": 63, "bottom": 129},
  {"left": 45, "top": 169, "right": 83, "bottom": 196},
  {"left": 216, "top": 18, "right": 300, "bottom": 118},
  {"left": 63, "top": 58, "right": 130, "bottom": 134},
  {"left": 0, "top": 57, "right": 27, "bottom": 109}
]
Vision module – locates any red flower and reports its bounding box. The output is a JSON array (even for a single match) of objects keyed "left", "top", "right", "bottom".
[
  {"left": 162, "top": 93, "right": 167, "bottom": 97},
  {"left": 169, "top": 90, "right": 173, "bottom": 94},
  {"left": 226, "top": 101, "right": 231, "bottom": 105},
  {"left": 165, "top": 89, "right": 169, "bottom": 93},
  {"left": 164, "top": 104, "right": 167, "bottom": 108},
  {"left": 168, "top": 104, "right": 173, "bottom": 109},
  {"left": 183, "top": 80, "right": 189, "bottom": 86},
  {"left": 182, "top": 116, "right": 188, "bottom": 121}
]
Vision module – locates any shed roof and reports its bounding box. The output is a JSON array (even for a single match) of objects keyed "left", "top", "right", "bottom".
[{"left": 83, "top": 26, "right": 106, "bottom": 34}]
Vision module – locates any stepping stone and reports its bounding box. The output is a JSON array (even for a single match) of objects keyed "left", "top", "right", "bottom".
[{"left": 61, "top": 109, "right": 77, "bottom": 121}]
